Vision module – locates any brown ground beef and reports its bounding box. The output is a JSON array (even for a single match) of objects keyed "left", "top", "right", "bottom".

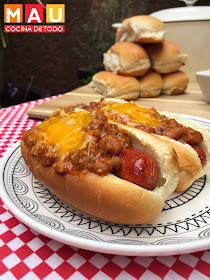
[{"left": 22, "top": 108, "right": 131, "bottom": 176}]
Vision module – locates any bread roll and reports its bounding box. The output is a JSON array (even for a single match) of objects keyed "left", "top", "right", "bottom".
[
  {"left": 103, "top": 42, "right": 150, "bottom": 77},
  {"left": 116, "top": 15, "right": 165, "bottom": 43},
  {"left": 138, "top": 71, "right": 163, "bottom": 98},
  {"left": 161, "top": 71, "right": 189, "bottom": 95},
  {"left": 146, "top": 40, "right": 188, "bottom": 74},
  {"left": 92, "top": 71, "right": 140, "bottom": 100}
]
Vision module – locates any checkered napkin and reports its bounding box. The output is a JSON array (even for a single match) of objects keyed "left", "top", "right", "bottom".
[{"left": 0, "top": 98, "right": 210, "bottom": 280}]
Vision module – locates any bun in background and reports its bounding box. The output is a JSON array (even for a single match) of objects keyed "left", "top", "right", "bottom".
[
  {"left": 92, "top": 71, "right": 140, "bottom": 100},
  {"left": 146, "top": 40, "right": 188, "bottom": 74},
  {"left": 103, "top": 42, "right": 150, "bottom": 77},
  {"left": 116, "top": 15, "right": 165, "bottom": 43},
  {"left": 161, "top": 71, "right": 189, "bottom": 95},
  {"left": 138, "top": 71, "right": 163, "bottom": 98}
]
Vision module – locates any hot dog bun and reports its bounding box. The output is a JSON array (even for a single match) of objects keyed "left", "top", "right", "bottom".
[
  {"left": 21, "top": 108, "right": 179, "bottom": 225},
  {"left": 92, "top": 71, "right": 140, "bottom": 100},
  {"left": 103, "top": 42, "right": 150, "bottom": 77},
  {"left": 116, "top": 15, "right": 165, "bottom": 43},
  {"left": 159, "top": 112, "right": 210, "bottom": 191},
  {"left": 87, "top": 98, "right": 210, "bottom": 192},
  {"left": 153, "top": 134, "right": 202, "bottom": 191}
]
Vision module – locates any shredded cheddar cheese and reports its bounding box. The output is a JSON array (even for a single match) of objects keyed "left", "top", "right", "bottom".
[
  {"left": 32, "top": 109, "right": 93, "bottom": 161},
  {"left": 99, "top": 102, "right": 164, "bottom": 127}
]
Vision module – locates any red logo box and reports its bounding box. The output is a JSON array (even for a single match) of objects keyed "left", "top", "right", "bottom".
[{"left": 25, "top": 4, "right": 43, "bottom": 23}]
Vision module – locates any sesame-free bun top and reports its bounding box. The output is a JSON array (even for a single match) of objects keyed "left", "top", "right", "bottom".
[
  {"left": 146, "top": 40, "right": 188, "bottom": 74},
  {"left": 103, "top": 42, "right": 150, "bottom": 77},
  {"left": 161, "top": 71, "right": 189, "bottom": 95},
  {"left": 138, "top": 71, "right": 163, "bottom": 98},
  {"left": 92, "top": 71, "right": 140, "bottom": 100},
  {"left": 116, "top": 15, "right": 165, "bottom": 43}
]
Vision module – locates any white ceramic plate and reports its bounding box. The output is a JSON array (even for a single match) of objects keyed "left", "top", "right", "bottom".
[{"left": 1, "top": 114, "right": 210, "bottom": 256}]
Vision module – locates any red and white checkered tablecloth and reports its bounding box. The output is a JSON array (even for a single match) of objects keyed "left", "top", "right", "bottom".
[{"left": 0, "top": 98, "right": 210, "bottom": 280}]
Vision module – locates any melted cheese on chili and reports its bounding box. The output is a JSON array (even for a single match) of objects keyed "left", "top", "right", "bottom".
[
  {"left": 32, "top": 110, "right": 93, "bottom": 161},
  {"left": 99, "top": 102, "right": 164, "bottom": 127}
]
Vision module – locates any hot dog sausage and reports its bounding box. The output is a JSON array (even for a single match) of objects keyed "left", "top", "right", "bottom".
[
  {"left": 114, "top": 148, "right": 159, "bottom": 190},
  {"left": 191, "top": 145, "right": 207, "bottom": 167}
]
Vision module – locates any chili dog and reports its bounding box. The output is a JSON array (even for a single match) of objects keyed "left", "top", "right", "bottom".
[
  {"left": 21, "top": 107, "right": 179, "bottom": 224},
  {"left": 85, "top": 99, "right": 210, "bottom": 192}
]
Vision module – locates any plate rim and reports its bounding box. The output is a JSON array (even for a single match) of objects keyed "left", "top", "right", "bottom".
[{"left": 1, "top": 114, "right": 210, "bottom": 256}]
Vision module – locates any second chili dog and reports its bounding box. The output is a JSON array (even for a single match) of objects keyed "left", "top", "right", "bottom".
[
  {"left": 21, "top": 107, "right": 179, "bottom": 224},
  {"left": 85, "top": 99, "right": 210, "bottom": 192}
]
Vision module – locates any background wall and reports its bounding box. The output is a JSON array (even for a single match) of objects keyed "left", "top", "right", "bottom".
[{"left": 1, "top": 0, "right": 210, "bottom": 106}]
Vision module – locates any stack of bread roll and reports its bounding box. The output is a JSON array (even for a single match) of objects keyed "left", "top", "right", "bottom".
[{"left": 92, "top": 15, "right": 189, "bottom": 100}]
